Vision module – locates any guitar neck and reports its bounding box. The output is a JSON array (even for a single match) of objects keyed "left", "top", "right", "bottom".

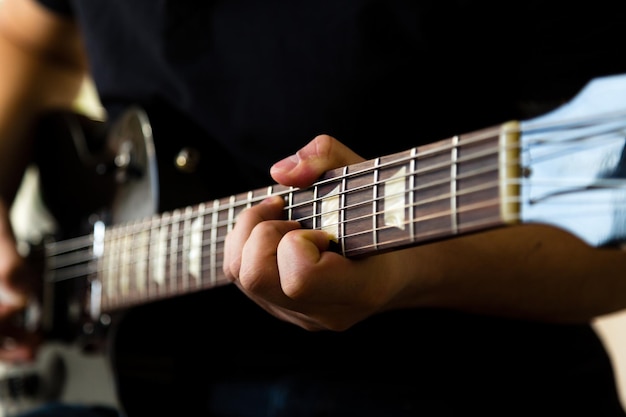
[{"left": 44, "top": 123, "right": 519, "bottom": 314}]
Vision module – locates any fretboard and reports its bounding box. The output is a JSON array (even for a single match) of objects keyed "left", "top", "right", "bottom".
[{"left": 45, "top": 124, "right": 514, "bottom": 313}]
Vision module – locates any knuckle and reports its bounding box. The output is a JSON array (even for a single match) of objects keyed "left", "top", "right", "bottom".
[
  {"left": 250, "top": 220, "right": 280, "bottom": 238},
  {"left": 281, "top": 274, "right": 308, "bottom": 300},
  {"left": 223, "top": 256, "right": 241, "bottom": 282},
  {"left": 237, "top": 265, "right": 264, "bottom": 292}
]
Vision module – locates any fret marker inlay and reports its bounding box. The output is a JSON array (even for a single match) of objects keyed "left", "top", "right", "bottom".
[
  {"left": 189, "top": 215, "right": 203, "bottom": 284},
  {"left": 384, "top": 167, "right": 406, "bottom": 230},
  {"left": 321, "top": 185, "right": 341, "bottom": 240},
  {"left": 154, "top": 222, "right": 168, "bottom": 286}
]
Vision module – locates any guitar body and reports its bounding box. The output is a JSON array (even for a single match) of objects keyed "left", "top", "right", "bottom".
[{"left": 28, "top": 106, "right": 270, "bottom": 415}]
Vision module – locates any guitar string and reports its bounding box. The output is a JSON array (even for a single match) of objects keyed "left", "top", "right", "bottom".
[
  {"left": 44, "top": 175, "right": 624, "bottom": 276},
  {"left": 45, "top": 181, "right": 626, "bottom": 269},
  {"left": 62, "top": 180, "right": 626, "bottom": 273},
  {"left": 86, "top": 184, "right": 626, "bottom": 310},
  {"left": 45, "top": 174, "right": 626, "bottom": 289},
  {"left": 41, "top": 176, "right": 500, "bottom": 275},
  {"left": 45, "top": 138, "right": 625, "bottom": 263},
  {"left": 48, "top": 111, "right": 626, "bottom": 260},
  {"left": 61, "top": 192, "right": 626, "bottom": 310},
  {"left": 43, "top": 123, "right": 505, "bottom": 257},
  {"left": 44, "top": 160, "right": 503, "bottom": 266},
  {"left": 90, "top": 203, "right": 514, "bottom": 309},
  {"left": 96, "top": 222, "right": 514, "bottom": 309},
  {"left": 86, "top": 187, "right": 626, "bottom": 309},
  {"left": 43, "top": 120, "right": 626, "bottom": 283},
  {"left": 44, "top": 111, "right": 626, "bottom": 256},
  {"left": 43, "top": 154, "right": 626, "bottom": 286}
]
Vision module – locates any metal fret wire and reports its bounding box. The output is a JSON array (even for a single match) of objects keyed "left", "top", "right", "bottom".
[{"left": 43, "top": 115, "right": 626, "bottom": 286}]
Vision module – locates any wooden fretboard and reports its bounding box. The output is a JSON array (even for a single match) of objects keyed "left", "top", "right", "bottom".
[{"left": 44, "top": 124, "right": 510, "bottom": 312}]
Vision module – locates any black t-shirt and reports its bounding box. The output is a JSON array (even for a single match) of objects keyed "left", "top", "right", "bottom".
[{"left": 33, "top": 1, "right": 626, "bottom": 416}]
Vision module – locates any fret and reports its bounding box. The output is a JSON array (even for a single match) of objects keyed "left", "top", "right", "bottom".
[
  {"left": 339, "top": 168, "right": 347, "bottom": 256},
  {"left": 341, "top": 158, "right": 377, "bottom": 257},
  {"left": 134, "top": 225, "right": 150, "bottom": 303},
  {"left": 450, "top": 135, "right": 459, "bottom": 235},
  {"left": 210, "top": 200, "right": 219, "bottom": 285},
  {"left": 372, "top": 158, "right": 380, "bottom": 250},
  {"left": 169, "top": 209, "right": 181, "bottom": 297},
  {"left": 214, "top": 196, "right": 229, "bottom": 285},
  {"left": 376, "top": 150, "right": 413, "bottom": 252},
  {"left": 456, "top": 127, "right": 502, "bottom": 233},
  {"left": 148, "top": 216, "right": 159, "bottom": 299},
  {"left": 413, "top": 138, "right": 456, "bottom": 242},
  {"left": 408, "top": 147, "right": 417, "bottom": 244},
  {"left": 290, "top": 185, "right": 314, "bottom": 228},
  {"left": 286, "top": 187, "right": 294, "bottom": 221},
  {"left": 314, "top": 172, "right": 343, "bottom": 243},
  {"left": 187, "top": 204, "right": 204, "bottom": 288},
  {"left": 119, "top": 223, "right": 132, "bottom": 298},
  {"left": 113, "top": 226, "right": 125, "bottom": 307},
  {"left": 182, "top": 206, "right": 193, "bottom": 292},
  {"left": 227, "top": 195, "right": 236, "bottom": 234},
  {"left": 215, "top": 196, "right": 230, "bottom": 278},
  {"left": 312, "top": 185, "right": 319, "bottom": 231},
  {"left": 246, "top": 190, "right": 253, "bottom": 209},
  {"left": 154, "top": 213, "right": 169, "bottom": 288},
  {"left": 189, "top": 204, "right": 205, "bottom": 288},
  {"left": 130, "top": 219, "right": 144, "bottom": 305}
]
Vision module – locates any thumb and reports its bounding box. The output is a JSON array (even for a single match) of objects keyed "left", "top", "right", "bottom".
[
  {"left": 270, "top": 134, "right": 365, "bottom": 188},
  {"left": 276, "top": 229, "right": 354, "bottom": 302}
]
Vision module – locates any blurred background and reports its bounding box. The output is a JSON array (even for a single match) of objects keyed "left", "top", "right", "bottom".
[{"left": 0, "top": 78, "right": 118, "bottom": 417}]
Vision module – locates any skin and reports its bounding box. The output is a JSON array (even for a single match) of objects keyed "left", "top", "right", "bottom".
[
  {"left": 223, "top": 134, "right": 626, "bottom": 331},
  {"left": 1, "top": 0, "right": 626, "bottom": 364},
  {"left": 0, "top": 0, "right": 86, "bottom": 361}
]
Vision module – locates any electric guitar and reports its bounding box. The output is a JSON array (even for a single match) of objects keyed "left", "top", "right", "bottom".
[
  {"left": 4, "top": 72, "right": 624, "bottom": 416},
  {"left": 21, "top": 72, "right": 626, "bottom": 350}
]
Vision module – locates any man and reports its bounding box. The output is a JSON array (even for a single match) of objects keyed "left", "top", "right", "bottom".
[{"left": 1, "top": 0, "right": 626, "bottom": 416}]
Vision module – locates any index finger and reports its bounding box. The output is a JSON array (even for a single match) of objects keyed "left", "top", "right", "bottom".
[{"left": 223, "top": 195, "right": 290, "bottom": 281}]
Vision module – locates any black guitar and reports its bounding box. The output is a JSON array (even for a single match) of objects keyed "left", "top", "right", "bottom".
[
  {"left": 12, "top": 72, "right": 626, "bottom": 412},
  {"left": 21, "top": 72, "right": 626, "bottom": 344}
]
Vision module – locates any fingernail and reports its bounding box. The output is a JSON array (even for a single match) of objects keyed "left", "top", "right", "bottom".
[
  {"left": 260, "top": 195, "right": 283, "bottom": 205},
  {"left": 271, "top": 153, "right": 300, "bottom": 174}
]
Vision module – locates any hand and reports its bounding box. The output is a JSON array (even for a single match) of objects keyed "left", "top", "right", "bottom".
[
  {"left": 223, "top": 135, "right": 409, "bottom": 331},
  {"left": 224, "top": 133, "right": 626, "bottom": 326},
  {"left": 0, "top": 200, "right": 41, "bottom": 362}
]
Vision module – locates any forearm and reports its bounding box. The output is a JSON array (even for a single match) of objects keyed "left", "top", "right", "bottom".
[
  {"left": 0, "top": 0, "right": 86, "bottom": 204},
  {"left": 388, "top": 223, "right": 626, "bottom": 323}
]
